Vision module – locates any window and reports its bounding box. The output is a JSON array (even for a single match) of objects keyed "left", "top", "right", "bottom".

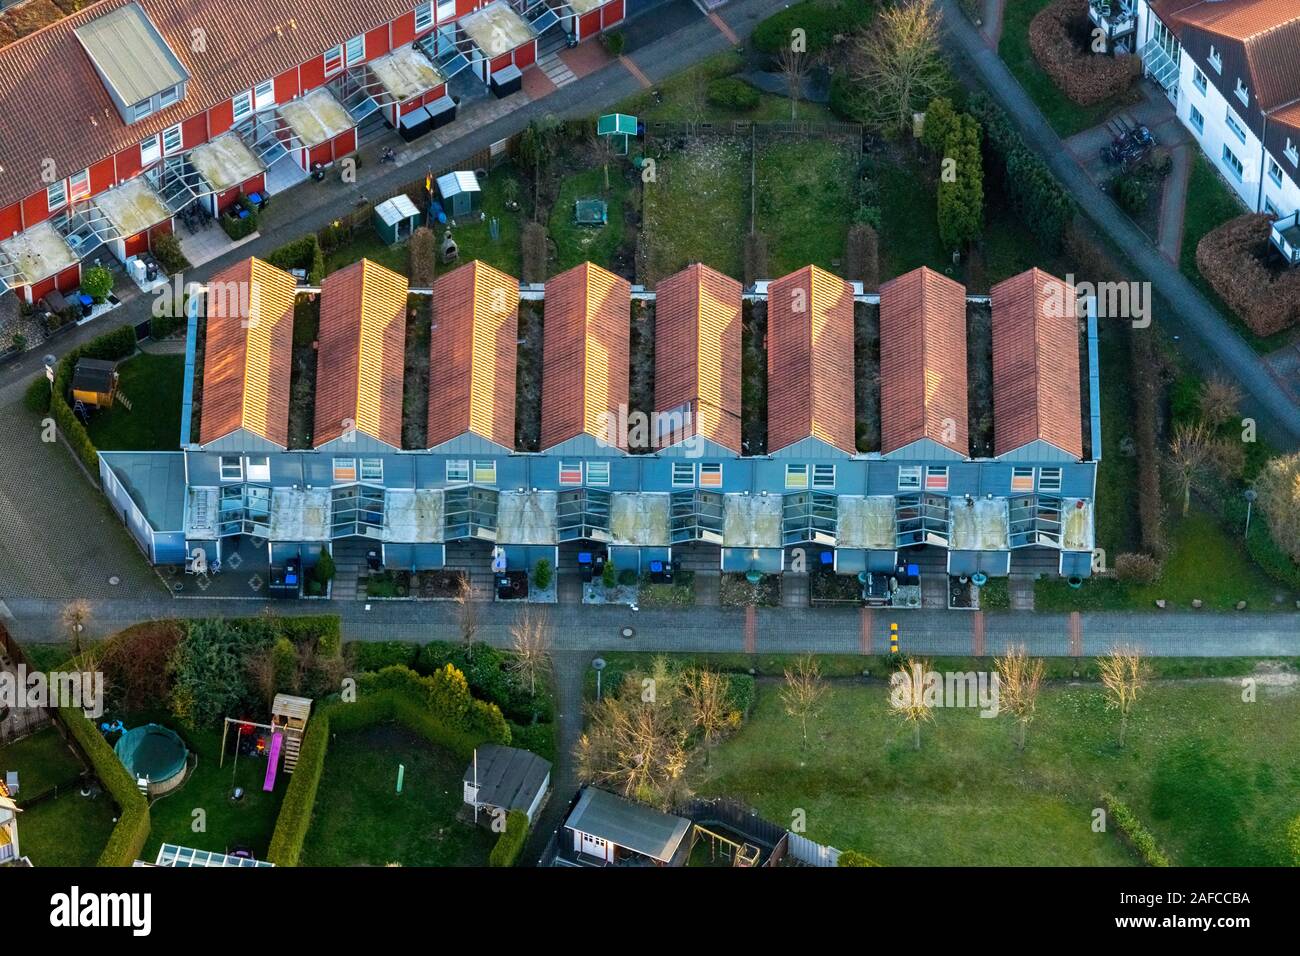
[
  {"left": 46, "top": 180, "right": 67, "bottom": 211},
  {"left": 925, "top": 466, "right": 949, "bottom": 491},
  {"left": 231, "top": 90, "right": 253, "bottom": 123},
  {"left": 162, "top": 124, "right": 183, "bottom": 155},
  {"left": 1288, "top": 139, "right": 1299, "bottom": 166},
  {"left": 360, "top": 457, "right": 383, "bottom": 482},
  {"left": 559, "top": 460, "right": 583, "bottom": 485},
  {"left": 323, "top": 45, "right": 344, "bottom": 75},
  {"left": 897, "top": 466, "right": 922, "bottom": 490},
  {"left": 158, "top": 85, "right": 180, "bottom": 108},
  {"left": 672, "top": 461, "right": 696, "bottom": 488},
  {"left": 812, "top": 464, "right": 835, "bottom": 489},
  {"left": 1225, "top": 109, "right": 1247, "bottom": 144},
  {"left": 1011, "top": 466, "right": 1035, "bottom": 492},
  {"left": 220, "top": 456, "right": 243, "bottom": 481},
  {"left": 131, "top": 100, "right": 153, "bottom": 122},
  {"left": 1269, "top": 158, "right": 1283, "bottom": 188},
  {"left": 698, "top": 462, "right": 722, "bottom": 488},
  {"left": 1189, "top": 105, "right": 1204, "bottom": 134},
  {"left": 784, "top": 464, "right": 809, "bottom": 490},
  {"left": 436, "top": 0, "right": 455, "bottom": 22},
  {"left": 1265, "top": 197, "right": 1280, "bottom": 218},
  {"left": 140, "top": 135, "right": 161, "bottom": 167},
  {"left": 586, "top": 460, "right": 611, "bottom": 486},
  {"left": 345, "top": 34, "right": 365, "bottom": 66},
  {"left": 332, "top": 458, "right": 357, "bottom": 483},
  {"left": 415, "top": 2, "right": 434, "bottom": 31},
  {"left": 446, "top": 460, "right": 470, "bottom": 484},
  {"left": 1234, "top": 78, "right": 1248, "bottom": 106},
  {"left": 1192, "top": 66, "right": 1207, "bottom": 95},
  {"left": 473, "top": 460, "right": 496, "bottom": 484},
  {"left": 1038, "top": 467, "right": 1063, "bottom": 493},
  {"left": 68, "top": 169, "right": 91, "bottom": 203},
  {"left": 1208, "top": 45, "right": 1222, "bottom": 73},
  {"left": 253, "top": 80, "right": 275, "bottom": 111},
  {"left": 1222, "top": 144, "right": 1244, "bottom": 181},
  {"left": 245, "top": 456, "right": 270, "bottom": 482}
]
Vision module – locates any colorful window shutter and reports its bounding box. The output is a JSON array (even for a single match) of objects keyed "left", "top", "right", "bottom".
[{"left": 559, "top": 461, "right": 583, "bottom": 485}]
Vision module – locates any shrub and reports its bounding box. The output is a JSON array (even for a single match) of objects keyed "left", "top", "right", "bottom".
[
  {"left": 837, "top": 849, "right": 881, "bottom": 866},
  {"left": 314, "top": 548, "right": 336, "bottom": 586},
  {"left": 707, "top": 77, "right": 760, "bottom": 112},
  {"left": 24, "top": 375, "right": 50, "bottom": 414},
  {"left": 752, "top": 0, "right": 870, "bottom": 54},
  {"left": 601, "top": 560, "right": 618, "bottom": 589},
  {"left": 80, "top": 264, "right": 114, "bottom": 302},
  {"left": 937, "top": 113, "right": 984, "bottom": 249},
  {"left": 617, "top": 568, "right": 638, "bottom": 587},
  {"left": 169, "top": 618, "right": 275, "bottom": 727},
  {"left": 220, "top": 197, "right": 259, "bottom": 240},
  {"left": 274, "top": 615, "right": 341, "bottom": 653},
  {"left": 920, "top": 97, "right": 959, "bottom": 157},
  {"left": 532, "top": 558, "right": 552, "bottom": 590},
  {"left": 601, "top": 30, "right": 625, "bottom": 57},
  {"left": 726, "top": 672, "right": 756, "bottom": 718},
  {"left": 1195, "top": 213, "right": 1300, "bottom": 337},
  {"left": 265, "top": 234, "right": 326, "bottom": 284},
  {"left": 350, "top": 640, "right": 421, "bottom": 672},
  {"left": 409, "top": 226, "right": 437, "bottom": 287},
  {"left": 417, "top": 641, "right": 553, "bottom": 725},
  {"left": 1028, "top": 0, "right": 1141, "bottom": 106},
  {"left": 1102, "top": 792, "right": 1171, "bottom": 866},
  {"left": 151, "top": 231, "right": 190, "bottom": 275},
  {"left": 1114, "top": 552, "right": 1161, "bottom": 585},
  {"left": 489, "top": 809, "right": 530, "bottom": 867},
  {"left": 1252, "top": 452, "right": 1300, "bottom": 565},
  {"left": 59, "top": 704, "right": 150, "bottom": 867},
  {"left": 1114, "top": 172, "right": 1149, "bottom": 216}
]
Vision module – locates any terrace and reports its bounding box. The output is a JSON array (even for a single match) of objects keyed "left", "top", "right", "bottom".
[
  {"left": 368, "top": 43, "right": 446, "bottom": 103},
  {"left": 278, "top": 89, "right": 354, "bottom": 149},
  {"left": 460, "top": 2, "right": 536, "bottom": 59},
  {"left": 92, "top": 176, "right": 173, "bottom": 238},
  {"left": 1270, "top": 210, "right": 1300, "bottom": 266},
  {"left": 1088, "top": 0, "right": 1136, "bottom": 39},
  {"left": 188, "top": 134, "right": 266, "bottom": 195}
]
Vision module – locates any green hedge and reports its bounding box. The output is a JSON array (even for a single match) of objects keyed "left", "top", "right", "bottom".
[
  {"left": 274, "top": 615, "right": 342, "bottom": 655},
  {"left": 489, "top": 809, "right": 530, "bottom": 867},
  {"left": 24, "top": 375, "right": 51, "bottom": 414},
  {"left": 58, "top": 705, "right": 150, "bottom": 867},
  {"left": 1221, "top": 496, "right": 1300, "bottom": 590},
  {"left": 265, "top": 234, "right": 326, "bottom": 285},
  {"left": 1102, "top": 792, "right": 1171, "bottom": 866},
  {"left": 53, "top": 323, "right": 138, "bottom": 471},
  {"left": 752, "top": 0, "right": 872, "bottom": 54},
  {"left": 348, "top": 640, "right": 421, "bottom": 672},
  {"left": 707, "top": 77, "right": 760, "bottom": 111}
]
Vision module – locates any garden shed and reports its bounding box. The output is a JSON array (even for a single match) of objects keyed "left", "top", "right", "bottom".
[
  {"left": 71, "top": 357, "right": 119, "bottom": 408},
  {"left": 436, "top": 171, "right": 481, "bottom": 218},
  {"left": 373, "top": 194, "right": 422, "bottom": 244},
  {"left": 463, "top": 744, "right": 552, "bottom": 825}
]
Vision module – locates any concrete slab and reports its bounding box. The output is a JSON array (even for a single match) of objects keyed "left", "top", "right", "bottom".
[
  {"left": 0, "top": 222, "right": 78, "bottom": 285},
  {"left": 93, "top": 177, "right": 172, "bottom": 237}
]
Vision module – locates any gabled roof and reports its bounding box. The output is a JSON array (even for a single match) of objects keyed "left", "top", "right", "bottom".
[
  {"left": 654, "top": 263, "right": 743, "bottom": 454},
  {"left": 314, "top": 258, "right": 408, "bottom": 449},
  {"left": 766, "top": 265, "right": 856, "bottom": 455},
  {"left": 199, "top": 257, "right": 297, "bottom": 447},
  {"left": 427, "top": 260, "right": 519, "bottom": 450},
  {"left": 463, "top": 744, "right": 551, "bottom": 813},
  {"left": 73, "top": 3, "right": 188, "bottom": 107},
  {"left": 564, "top": 787, "right": 691, "bottom": 863},
  {"left": 879, "top": 267, "right": 968, "bottom": 457},
  {"left": 540, "top": 262, "right": 631, "bottom": 451},
  {"left": 990, "top": 269, "right": 1083, "bottom": 460}
]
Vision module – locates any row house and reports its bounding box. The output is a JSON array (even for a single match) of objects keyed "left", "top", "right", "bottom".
[
  {"left": 99, "top": 260, "right": 1101, "bottom": 596},
  {"left": 0, "top": 0, "right": 626, "bottom": 302}
]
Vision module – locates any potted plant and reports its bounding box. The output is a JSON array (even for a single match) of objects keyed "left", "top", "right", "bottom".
[{"left": 81, "top": 264, "right": 114, "bottom": 303}]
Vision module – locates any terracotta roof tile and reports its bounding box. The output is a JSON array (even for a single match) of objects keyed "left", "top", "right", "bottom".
[
  {"left": 199, "top": 257, "right": 297, "bottom": 446},
  {"left": 427, "top": 260, "right": 519, "bottom": 450},
  {"left": 766, "top": 265, "right": 855, "bottom": 455},
  {"left": 879, "top": 267, "right": 968, "bottom": 456},
  {"left": 990, "top": 268, "right": 1083, "bottom": 459},
  {"left": 654, "top": 263, "right": 742, "bottom": 453},
  {"left": 0, "top": 0, "right": 415, "bottom": 210},
  {"left": 540, "top": 261, "right": 631, "bottom": 450},
  {"left": 314, "top": 258, "right": 408, "bottom": 449}
]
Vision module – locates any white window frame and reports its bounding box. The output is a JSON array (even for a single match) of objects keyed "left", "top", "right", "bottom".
[
  {"left": 332, "top": 458, "right": 357, "bottom": 483},
  {"left": 46, "top": 180, "right": 68, "bottom": 211},
  {"left": 415, "top": 2, "right": 434, "bottom": 30},
  {"left": 1234, "top": 78, "right": 1249, "bottom": 106},
  {"left": 131, "top": 100, "right": 154, "bottom": 122},
  {"left": 344, "top": 34, "right": 365, "bottom": 66},
  {"left": 897, "top": 466, "right": 921, "bottom": 491},
  {"left": 925, "top": 465, "right": 949, "bottom": 491},
  {"left": 1225, "top": 109, "right": 1247, "bottom": 144},
  {"left": 585, "top": 460, "right": 610, "bottom": 487},
  {"left": 436, "top": 0, "right": 455, "bottom": 23},
  {"left": 558, "top": 460, "right": 583, "bottom": 486},
  {"left": 140, "top": 135, "right": 162, "bottom": 167},
  {"left": 1287, "top": 139, "right": 1299, "bottom": 166},
  {"left": 1268, "top": 157, "right": 1283, "bottom": 188},
  {"left": 1208, "top": 45, "right": 1222, "bottom": 73},
  {"left": 220, "top": 456, "right": 243, "bottom": 482},
  {"left": 811, "top": 464, "right": 835, "bottom": 489},
  {"left": 231, "top": 90, "right": 254, "bottom": 123},
  {"left": 68, "top": 169, "right": 91, "bottom": 203},
  {"left": 1222, "top": 144, "right": 1244, "bottom": 181},
  {"left": 1189, "top": 105, "right": 1204, "bottom": 135},
  {"left": 162, "top": 124, "right": 183, "bottom": 155},
  {"left": 1192, "top": 66, "right": 1206, "bottom": 95},
  {"left": 698, "top": 461, "right": 722, "bottom": 488},
  {"left": 323, "top": 45, "right": 344, "bottom": 76},
  {"left": 1011, "top": 466, "right": 1035, "bottom": 492},
  {"left": 1264, "top": 197, "right": 1280, "bottom": 218},
  {"left": 672, "top": 461, "right": 696, "bottom": 488},
  {"left": 359, "top": 457, "right": 383, "bottom": 483},
  {"left": 245, "top": 456, "right": 271, "bottom": 482},
  {"left": 784, "top": 463, "right": 810, "bottom": 490},
  {"left": 446, "top": 459, "right": 470, "bottom": 484},
  {"left": 253, "top": 80, "right": 275, "bottom": 111},
  {"left": 1038, "top": 467, "right": 1063, "bottom": 493},
  {"left": 158, "top": 85, "right": 180, "bottom": 108},
  {"left": 472, "top": 460, "right": 497, "bottom": 485}
]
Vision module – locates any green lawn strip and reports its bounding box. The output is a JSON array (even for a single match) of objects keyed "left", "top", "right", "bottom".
[
  {"left": 875, "top": 159, "right": 951, "bottom": 279},
  {"left": 15, "top": 790, "right": 119, "bottom": 867},
  {"left": 998, "top": 0, "right": 1131, "bottom": 139},
  {"left": 300, "top": 723, "right": 494, "bottom": 867},
  {"left": 548, "top": 166, "right": 630, "bottom": 273},
  {"left": 696, "top": 678, "right": 1300, "bottom": 866},
  {"left": 1092, "top": 318, "right": 1141, "bottom": 556},
  {"left": 84, "top": 352, "right": 183, "bottom": 451},
  {"left": 642, "top": 137, "right": 747, "bottom": 284},
  {"left": 0, "top": 725, "right": 83, "bottom": 798},
  {"left": 756, "top": 138, "right": 855, "bottom": 276},
  {"left": 323, "top": 225, "right": 409, "bottom": 277}
]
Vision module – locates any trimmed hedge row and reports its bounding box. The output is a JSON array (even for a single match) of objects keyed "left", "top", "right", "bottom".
[
  {"left": 489, "top": 809, "right": 530, "bottom": 867},
  {"left": 1102, "top": 792, "right": 1170, "bottom": 866},
  {"left": 58, "top": 704, "right": 150, "bottom": 867},
  {"left": 751, "top": 0, "right": 872, "bottom": 54},
  {"left": 52, "top": 323, "right": 139, "bottom": 472},
  {"left": 265, "top": 234, "right": 326, "bottom": 285},
  {"left": 1195, "top": 213, "right": 1300, "bottom": 337},
  {"left": 1028, "top": 0, "right": 1140, "bottom": 106},
  {"left": 273, "top": 614, "right": 342, "bottom": 656}
]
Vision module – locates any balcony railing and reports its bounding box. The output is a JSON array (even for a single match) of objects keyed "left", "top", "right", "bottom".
[
  {"left": 1270, "top": 210, "right": 1300, "bottom": 266},
  {"left": 1089, "top": 0, "right": 1136, "bottom": 36}
]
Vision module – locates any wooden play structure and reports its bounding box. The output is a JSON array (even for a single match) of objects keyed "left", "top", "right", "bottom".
[
  {"left": 692, "top": 824, "right": 761, "bottom": 867},
  {"left": 219, "top": 695, "right": 313, "bottom": 787}
]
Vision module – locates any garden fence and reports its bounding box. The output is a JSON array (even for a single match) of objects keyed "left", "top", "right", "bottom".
[{"left": 787, "top": 831, "right": 841, "bottom": 867}]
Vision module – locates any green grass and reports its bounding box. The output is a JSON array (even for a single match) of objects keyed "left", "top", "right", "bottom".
[
  {"left": 1092, "top": 318, "right": 1141, "bottom": 557},
  {"left": 697, "top": 676, "right": 1300, "bottom": 865},
  {"left": 300, "top": 723, "right": 495, "bottom": 866},
  {"left": 998, "top": 0, "right": 1134, "bottom": 138},
  {"left": 15, "top": 790, "right": 119, "bottom": 866},
  {"left": 548, "top": 166, "right": 631, "bottom": 273},
  {"left": 323, "top": 224, "right": 409, "bottom": 276},
  {"left": 875, "top": 160, "right": 952, "bottom": 280},
  {"left": 0, "top": 726, "right": 83, "bottom": 798},
  {"left": 84, "top": 352, "right": 183, "bottom": 451},
  {"left": 756, "top": 139, "right": 856, "bottom": 276},
  {"left": 1037, "top": 508, "right": 1298, "bottom": 610}
]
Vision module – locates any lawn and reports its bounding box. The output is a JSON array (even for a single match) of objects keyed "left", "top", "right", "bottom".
[
  {"left": 300, "top": 724, "right": 495, "bottom": 866},
  {"left": 998, "top": 0, "right": 1135, "bottom": 138},
  {"left": 15, "top": 790, "right": 119, "bottom": 866},
  {"left": 323, "top": 224, "right": 409, "bottom": 277},
  {"left": 84, "top": 352, "right": 183, "bottom": 451},
  {"left": 548, "top": 166, "right": 631, "bottom": 273},
  {"left": 696, "top": 675, "right": 1300, "bottom": 866},
  {"left": 0, "top": 725, "right": 83, "bottom": 798},
  {"left": 756, "top": 138, "right": 856, "bottom": 276},
  {"left": 875, "top": 159, "right": 950, "bottom": 280},
  {"left": 1090, "top": 318, "right": 1141, "bottom": 557}
]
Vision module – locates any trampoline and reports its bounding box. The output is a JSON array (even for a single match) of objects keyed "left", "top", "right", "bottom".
[
  {"left": 574, "top": 198, "right": 608, "bottom": 226},
  {"left": 115, "top": 723, "right": 189, "bottom": 796}
]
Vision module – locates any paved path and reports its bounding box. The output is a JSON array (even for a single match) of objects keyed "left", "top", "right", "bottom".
[
  {"left": 1157, "top": 142, "right": 1192, "bottom": 263},
  {"left": 938, "top": 0, "right": 1300, "bottom": 445},
  {"left": 978, "top": 0, "right": 1006, "bottom": 49}
]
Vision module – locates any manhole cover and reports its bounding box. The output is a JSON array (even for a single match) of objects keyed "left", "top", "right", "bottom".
[
  {"left": 108, "top": 575, "right": 120, "bottom": 585},
  {"left": 620, "top": 626, "right": 635, "bottom": 639}
]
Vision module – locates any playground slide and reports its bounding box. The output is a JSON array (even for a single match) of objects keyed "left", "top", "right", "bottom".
[{"left": 264, "top": 732, "right": 283, "bottom": 792}]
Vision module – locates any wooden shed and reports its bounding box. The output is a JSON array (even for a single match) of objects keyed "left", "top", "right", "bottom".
[{"left": 71, "top": 357, "right": 119, "bottom": 408}]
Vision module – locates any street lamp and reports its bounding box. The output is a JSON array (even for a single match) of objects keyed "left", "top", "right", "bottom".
[
  {"left": 592, "top": 657, "right": 606, "bottom": 701},
  {"left": 1244, "top": 489, "right": 1257, "bottom": 539}
]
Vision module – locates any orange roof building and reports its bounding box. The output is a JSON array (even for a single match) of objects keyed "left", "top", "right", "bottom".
[
  {"left": 765, "top": 265, "right": 856, "bottom": 456},
  {"left": 990, "top": 269, "right": 1083, "bottom": 460},
  {"left": 653, "top": 263, "right": 743, "bottom": 454},
  {"left": 313, "top": 258, "right": 409, "bottom": 450},
  {"left": 426, "top": 260, "right": 519, "bottom": 451},
  {"left": 198, "top": 257, "right": 298, "bottom": 448},
  {"left": 540, "top": 262, "right": 631, "bottom": 452},
  {"left": 879, "top": 267, "right": 969, "bottom": 458}
]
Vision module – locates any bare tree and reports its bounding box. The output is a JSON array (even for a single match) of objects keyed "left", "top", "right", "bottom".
[
  {"left": 995, "top": 645, "right": 1046, "bottom": 752},
  {"left": 780, "top": 654, "right": 829, "bottom": 749},
  {"left": 508, "top": 608, "right": 553, "bottom": 698},
  {"left": 1164, "top": 422, "right": 1217, "bottom": 516},
  {"left": 776, "top": 46, "right": 813, "bottom": 121},
  {"left": 1098, "top": 647, "right": 1147, "bottom": 748},
  {"left": 454, "top": 576, "right": 479, "bottom": 660},
  {"left": 1254, "top": 452, "right": 1300, "bottom": 562},
  {"left": 1198, "top": 375, "right": 1243, "bottom": 429},
  {"left": 682, "top": 667, "right": 733, "bottom": 766},
  {"left": 848, "top": 0, "right": 948, "bottom": 134},
  {"left": 888, "top": 656, "right": 935, "bottom": 751},
  {"left": 60, "top": 599, "right": 92, "bottom": 657}
]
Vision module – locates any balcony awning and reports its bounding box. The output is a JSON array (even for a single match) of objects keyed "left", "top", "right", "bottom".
[
  {"left": 721, "top": 547, "right": 784, "bottom": 574},
  {"left": 0, "top": 221, "right": 79, "bottom": 286},
  {"left": 1140, "top": 37, "right": 1179, "bottom": 92},
  {"left": 461, "top": 1, "right": 537, "bottom": 59},
  {"left": 278, "top": 89, "right": 354, "bottom": 148},
  {"left": 834, "top": 548, "right": 898, "bottom": 574},
  {"left": 189, "top": 134, "right": 266, "bottom": 194},
  {"left": 383, "top": 543, "right": 446, "bottom": 570},
  {"left": 370, "top": 43, "right": 446, "bottom": 102},
  {"left": 947, "top": 550, "right": 1011, "bottom": 577},
  {"left": 93, "top": 176, "right": 173, "bottom": 237}
]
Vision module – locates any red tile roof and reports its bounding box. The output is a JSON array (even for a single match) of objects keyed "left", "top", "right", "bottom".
[
  {"left": 0, "top": 0, "right": 418, "bottom": 211},
  {"left": 654, "top": 263, "right": 742, "bottom": 453},
  {"left": 199, "top": 257, "right": 298, "bottom": 446},
  {"left": 878, "top": 267, "right": 968, "bottom": 456},
  {"left": 766, "top": 265, "right": 856, "bottom": 455},
  {"left": 313, "top": 258, "right": 408, "bottom": 449},
  {"left": 990, "top": 269, "right": 1083, "bottom": 459},
  {"left": 427, "top": 260, "right": 519, "bottom": 450},
  {"left": 540, "top": 261, "right": 631, "bottom": 450}
]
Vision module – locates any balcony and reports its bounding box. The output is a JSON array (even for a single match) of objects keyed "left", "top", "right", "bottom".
[
  {"left": 1089, "top": 0, "right": 1136, "bottom": 38},
  {"left": 1270, "top": 210, "right": 1300, "bottom": 266}
]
